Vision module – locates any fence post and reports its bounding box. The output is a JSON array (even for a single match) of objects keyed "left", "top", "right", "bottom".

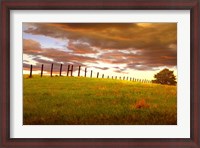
[
  {"left": 29, "top": 65, "right": 32, "bottom": 78},
  {"left": 60, "top": 64, "right": 62, "bottom": 76},
  {"left": 112, "top": 76, "right": 113, "bottom": 79},
  {"left": 126, "top": 77, "right": 128, "bottom": 80},
  {"left": 102, "top": 74, "right": 104, "bottom": 78},
  {"left": 97, "top": 72, "right": 99, "bottom": 78},
  {"left": 71, "top": 65, "right": 73, "bottom": 76},
  {"left": 107, "top": 76, "right": 109, "bottom": 79},
  {"left": 90, "top": 70, "right": 92, "bottom": 78},
  {"left": 50, "top": 63, "right": 53, "bottom": 77},
  {"left": 123, "top": 76, "right": 125, "bottom": 80},
  {"left": 85, "top": 68, "right": 87, "bottom": 77},
  {"left": 67, "top": 65, "right": 69, "bottom": 76},
  {"left": 115, "top": 76, "right": 117, "bottom": 79},
  {"left": 130, "top": 78, "right": 132, "bottom": 81},
  {"left": 78, "top": 66, "right": 81, "bottom": 77},
  {"left": 41, "top": 64, "right": 43, "bottom": 77},
  {"left": 67, "top": 65, "right": 73, "bottom": 76}
]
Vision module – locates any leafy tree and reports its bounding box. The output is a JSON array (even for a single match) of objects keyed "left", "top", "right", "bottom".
[{"left": 152, "top": 68, "right": 177, "bottom": 85}]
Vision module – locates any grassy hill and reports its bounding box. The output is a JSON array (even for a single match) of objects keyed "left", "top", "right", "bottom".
[{"left": 23, "top": 75, "right": 177, "bottom": 125}]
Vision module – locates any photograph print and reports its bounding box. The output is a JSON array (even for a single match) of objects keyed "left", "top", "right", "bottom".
[{"left": 23, "top": 23, "right": 177, "bottom": 125}]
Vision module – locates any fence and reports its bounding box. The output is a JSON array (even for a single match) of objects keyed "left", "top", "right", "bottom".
[{"left": 28, "top": 63, "right": 152, "bottom": 83}]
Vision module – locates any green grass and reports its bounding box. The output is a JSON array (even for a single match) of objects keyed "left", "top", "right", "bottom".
[{"left": 23, "top": 75, "right": 177, "bottom": 125}]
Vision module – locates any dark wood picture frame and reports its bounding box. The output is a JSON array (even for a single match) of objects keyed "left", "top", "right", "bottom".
[{"left": 0, "top": 0, "right": 199, "bottom": 147}]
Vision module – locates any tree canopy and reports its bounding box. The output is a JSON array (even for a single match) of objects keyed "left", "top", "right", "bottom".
[{"left": 152, "top": 68, "right": 177, "bottom": 85}]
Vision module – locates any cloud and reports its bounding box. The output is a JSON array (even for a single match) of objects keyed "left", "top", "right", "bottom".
[
  {"left": 23, "top": 23, "right": 177, "bottom": 72},
  {"left": 67, "top": 41, "right": 98, "bottom": 54},
  {"left": 93, "top": 66, "right": 109, "bottom": 70},
  {"left": 24, "top": 23, "right": 176, "bottom": 50},
  {"left": 23, "top": 39, "right": 42, "bottom": 54},
  {"left": 23, "top": 39, "right": 98, "bottom": 72}
]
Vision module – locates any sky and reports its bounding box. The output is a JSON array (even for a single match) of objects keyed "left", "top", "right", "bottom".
[{"left": 23, "top": 23, "right": 177, "bottom": 80}]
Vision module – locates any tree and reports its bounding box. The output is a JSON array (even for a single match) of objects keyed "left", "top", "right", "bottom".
[{"left": 152, "top": 68, "right": 177, "bottom": 85}]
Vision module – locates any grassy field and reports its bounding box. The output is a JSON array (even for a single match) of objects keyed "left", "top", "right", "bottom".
[{"left": 23, "top": 75, "right": 177, "bottom": 125}]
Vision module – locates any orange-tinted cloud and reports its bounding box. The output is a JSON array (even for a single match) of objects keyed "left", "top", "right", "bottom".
[
  {"left": 24, "top": 23, "right": 176, "bottom": 50},
  {"left": 23, "top": 39, "right": 41, "bottom": 54},
  {"left": 23, "top": 23, "right": 177, "bottom": 71}
]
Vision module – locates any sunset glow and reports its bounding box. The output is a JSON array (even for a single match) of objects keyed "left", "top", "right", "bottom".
[{"left": 23, "top": 23, "right": 177, "bottom": 80}]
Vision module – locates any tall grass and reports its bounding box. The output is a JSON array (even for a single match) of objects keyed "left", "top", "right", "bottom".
[{"left": 23, "top": 75, "right": 177, "bottom": 125}]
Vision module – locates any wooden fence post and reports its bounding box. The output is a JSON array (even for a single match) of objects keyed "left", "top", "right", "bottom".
[
  {"left": 97, "top": 72, "right": 99, "bottom": 78},
  {"left": 85, "top": 68, "right": 87, "bottom": 77},
  {"left": 127, "top": 77, "right": 128, "bottom": 80},
  {"left": 67, "top": 65, "right": 73, "bottom": 76},
  {"left": 60, "top": 64, "right": 62, "bottom": 76},
  {"left": 50, "top": 63, "right": 53, "bottom": 77},
  {"left": 115, "top": 76, "right": 117, "bottom": 79},
  {"left": 29, "top": 65, "right": 32, "bottom": 78},
  {"left": 130, "top": 78, "right": 132, "bottom": 81},
  {"left": 67, "top": 65, "right": 70, "bottom": 76},
  {"left": 102, "top": 74, "right": 104, "bottom": 78},
  {"left": 90, "top": 70, "right": 92, "bottom": 78},
  {"left": 123, "top": 76, "right": 125, "bottom": 80},
  {"left": 71, "top": 65, "right": 73, "bottom": 76},
  {"left": 107, "top": 76, "right": 109, "bottom": 79},
  {"left": 78, "top": 66, "right": 81, "bottom": 77},
  {"left": 41, "top": 64, "right": 43, "bottom": 77},
  {"left": 112, "top": 76, "right": 113, "bottom": 79}
]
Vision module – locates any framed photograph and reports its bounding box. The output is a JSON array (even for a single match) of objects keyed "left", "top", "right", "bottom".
[{"left": 1, "top": 0, "right": 199, "bottom": 147}]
